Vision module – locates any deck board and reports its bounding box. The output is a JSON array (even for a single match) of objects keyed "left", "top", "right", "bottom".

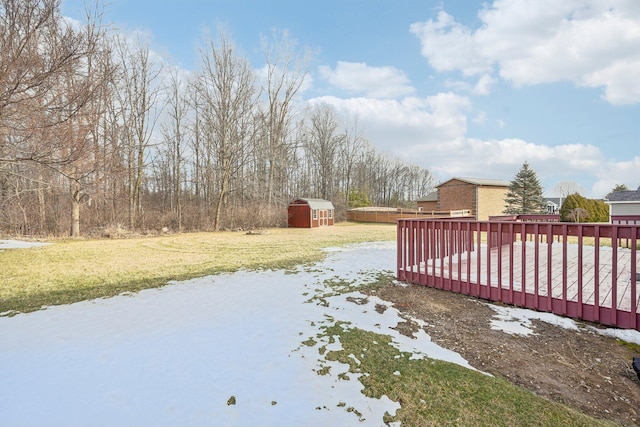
[{"left": 419, "top": 241, "right": 640, "bottom": 313}]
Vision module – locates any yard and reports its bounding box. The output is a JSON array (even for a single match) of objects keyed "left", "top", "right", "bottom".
[{"left": 1, "top": 223, "right": 639, "bottom": 425}]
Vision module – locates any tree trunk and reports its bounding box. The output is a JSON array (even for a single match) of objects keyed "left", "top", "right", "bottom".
[
  {"left": 213, "top": 187, "right": 226, "bottom": 232},
  {"left": 71, "top": 199, "right": 81, "bottom": 237},
  {"left": 70, "top": 181, "right": 81, "bottom": 237}
]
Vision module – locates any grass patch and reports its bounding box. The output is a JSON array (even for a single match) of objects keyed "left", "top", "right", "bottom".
[
  {"left": 0, "top": 222, "right": 395, "bottom": 314},
  {"left": 307, "top": 272, "right": 395, "bottom": 306},
  {"left": 320, "top": 322, "right": 615, "bottom": 427},
  {"left": 617, "top": 339, "right": 640, "bottom": 354}
]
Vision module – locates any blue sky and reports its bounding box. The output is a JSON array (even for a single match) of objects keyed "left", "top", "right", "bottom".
[{"left": 62, "top": 0, "right": 640, "bottom": 198}]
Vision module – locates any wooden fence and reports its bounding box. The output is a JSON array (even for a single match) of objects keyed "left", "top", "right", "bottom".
[
  {"left": 347, "top": 209, "right": 471, "bottom": 224},
  {"left": 397, "top": 218, "right": 640, "bottom": 331}
]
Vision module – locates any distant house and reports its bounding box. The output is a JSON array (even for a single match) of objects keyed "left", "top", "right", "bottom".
[
  {"left": 605, "top": 187, "right": 640, "bottom": 225},
  {"left": 435, "top": 177, "right": 511, "bottom": 221},
  {"left": 545, "top": 197, "right": 562, "bottom": 214},
  {"left": 288, "top": 198, "right": 335, "bottom": 228}
]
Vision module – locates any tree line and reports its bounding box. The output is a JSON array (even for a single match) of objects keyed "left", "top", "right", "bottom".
[{"left": 0, "top": 0, "right": 435, "bottom": 236}]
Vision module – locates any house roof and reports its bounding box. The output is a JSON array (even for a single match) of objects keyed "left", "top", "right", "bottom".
[
  {"left": 417, "top": 191, "right": 438, "bottom": 202},
  {"left": 436, "top": 177, "right": 510, "bottom": 188},
  {"left": 291, "top": 198, "right": 335, "bottom": 210},
  {"left": 545, "top": 197, "right": 561, "bottom": 206},
  {"left": 606, "top": 189, "right": 640, "bottom": 203}
]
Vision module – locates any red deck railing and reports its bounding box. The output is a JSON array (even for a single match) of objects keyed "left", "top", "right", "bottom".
[{"left": 397, "top": 218, "right": 640, "bottom": 331}]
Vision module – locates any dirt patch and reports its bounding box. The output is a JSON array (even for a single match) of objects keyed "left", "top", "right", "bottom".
[{"left": 364, "top": 283, "right": 640, "bottom": 426}]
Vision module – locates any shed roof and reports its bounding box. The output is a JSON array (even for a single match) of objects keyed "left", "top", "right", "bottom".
[
  {"left": 606, "top": 189, "right": 640, "bottom": 203},
  {"left": 437, "top": 177, "right": 510, "bottom": 188},
  {"left": 290, "top": 198, "right": 335, "bottom": 210}
]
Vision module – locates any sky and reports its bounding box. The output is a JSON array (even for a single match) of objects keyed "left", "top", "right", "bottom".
[
  {"left": 2, "top": 239, "right": 638, "bottom": 425},
  {"left": 60, "top": 0, "right": 640, "bottom": 198}
]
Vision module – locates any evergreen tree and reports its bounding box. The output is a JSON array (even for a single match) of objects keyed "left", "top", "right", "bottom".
[
  {"left": 605, "top": 184, "right": 629, "bottom": 199},
  {"left": 560, "top": 193, "right": 609, "bottom": 222},
  {"left": 560, "top": 193, "right": 589, "bottom": 222},
  {"left": 503, "top": 162, "right": 546, "bottom": 214}
]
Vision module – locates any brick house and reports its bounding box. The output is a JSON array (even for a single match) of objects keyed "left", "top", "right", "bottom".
[{"left": 420, "top": 177, "right": 510, "bottom": 221}]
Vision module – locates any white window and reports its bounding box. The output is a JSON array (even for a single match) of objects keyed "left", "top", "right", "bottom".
[{"left": 313, "top": 209, "right": 318, "bottom": 220}]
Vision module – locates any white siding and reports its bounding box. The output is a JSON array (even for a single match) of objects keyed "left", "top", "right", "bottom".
[{"left": 610, "top": 202, "right": 640, "bottom": 216}]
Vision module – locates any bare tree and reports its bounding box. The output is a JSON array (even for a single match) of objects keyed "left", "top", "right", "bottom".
[
  {"left": 338, "top": 114, "right": 365, "bottom": 206},
  {"left": 569, "top": 207, "right": 590, "bottom": 223},
  {"left": 303, "top": 104, "right": 342, "bottom": 200},
  {"left": 159, "top": 67, "right": 190, "bottom": 230},
  {"left": 259, "top": 29, "right": 309, "bottom": 205},
  {"left": 0, "top": 0, "right": 101, "bottom": 165},
  {"left": 113, "top": 33, "right": 163, "bottom": 230},
  {"left": 0, "top": 0, "right": 114, "bottom": 235},
  {"left": 197, "top": 29, "right": 257, "bottom": 231},
  {"left": 553, "top": 180, "right": 583, "bottom": 208},
  {"left": 64, "top": 8, "right": 114, "bottom": 236}
]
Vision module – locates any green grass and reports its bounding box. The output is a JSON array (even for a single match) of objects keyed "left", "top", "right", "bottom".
[
  {"left": 0, "top": 222, "right": 396, "bottom": 314},
  {"left": 318, "top": 322, "right": 615, "bottom": 427}
]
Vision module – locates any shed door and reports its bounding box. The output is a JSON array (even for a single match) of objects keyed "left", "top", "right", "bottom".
[{"left": 319, "top": 209, "right": 328, "bottom": 226}]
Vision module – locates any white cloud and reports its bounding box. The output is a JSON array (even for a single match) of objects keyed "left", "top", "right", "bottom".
[
  {"left": 308, "top": 92, "right": 471, "bottom": 149},
  {"left": 305, "top": 92, "right": 636, "bottom": 197},
  {"left": 472, "top": 111, "right": 487, "bottom": 125},
  {"left": 592, "top": 156, "right": 640, "bottom": 196},
  {"left": 409, "top": 11, "right": 492, "bottom": 76},
  {"left": 473, "top": 74, "right": 495, "bottom": 95},
  {"left": 317, "top": 61, "right": 416, "bottom": 99},
  {"left": 407, "top": 138, "right": 609, "bottom": 195},
  {"left": 411, "top": 1, "right": 640, "bottom": 104}
]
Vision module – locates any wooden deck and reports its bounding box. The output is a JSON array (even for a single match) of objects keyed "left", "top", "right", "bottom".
[
  {"left": 417, "top": 242, "right": 640, "bottom": 312},
  {"left": 397, "top": 219, "right": 640, "bottom": 330}
]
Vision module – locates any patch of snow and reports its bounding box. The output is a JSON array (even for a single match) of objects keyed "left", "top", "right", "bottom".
[
  {"left": 487, "top": 303, "right": 640, "bottom": 345},
  {"left": 0, "top": 239, "right": 50, "bottom": 249},
  {"left": 0, "top": 240, "right": 470, "bottom": 426},
  {"left": 488, "top": 304, "right": 579, "bottom": 336},
  {"left": 326, "top": 292, "right": 476, "bottom": 368},
  {"left": 588, "top": 325, "right": 640, "bottom": 345},
  {"left": 348, "top": 354, "right": 361, "bottom": 365}
]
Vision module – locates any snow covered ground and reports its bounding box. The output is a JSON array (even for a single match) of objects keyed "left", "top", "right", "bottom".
[
  {"left": 1, "top": 240, "right": 639, "bottom": 426},
  {"left": 0, "top": 239, "right": 50, "bottom": 250}
]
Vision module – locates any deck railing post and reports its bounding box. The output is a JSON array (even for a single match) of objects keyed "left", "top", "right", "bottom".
[
  {"left": 612, "top": 225, "right": 619, "bottom": 327},
  {"left": 561, "top": 223, "right": 568, "bottom": 316},
  {"left": 631, "top": 229, "right": 637, "bottom": 329},
  {"left": 397, "top": 220, "right": 403, "bottom": 281},
  {"left": 520, "top": 222, "right": 527, "bottom": 307},
  {"left": 533, "top": 222, "right": 540, "bottom": 310},
  {"left": 546, "top": 224, "right": 553, "bottom": 311},
  {"left": 594, "top": 226, "right": 600, "bottom": 323},
  {"left": 577, "top": 225, "right": 584, "bottom": 319},
  {"left": 497, "top": 222, "right": 503, "bottom": 302}
]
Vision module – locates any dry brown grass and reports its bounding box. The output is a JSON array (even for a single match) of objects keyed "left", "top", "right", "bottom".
[{"left": 0, "top": 222, "right": 396, "bottom": 314}]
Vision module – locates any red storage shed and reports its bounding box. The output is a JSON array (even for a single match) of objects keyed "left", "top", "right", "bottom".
[{"left": 288, "top": 198, "right": 335, "bottom": 228}]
